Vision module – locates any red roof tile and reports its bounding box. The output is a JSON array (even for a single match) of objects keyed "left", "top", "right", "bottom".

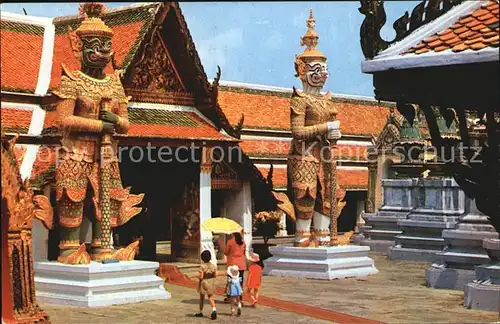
[
  {"left": 240, "top": 140, "right": 291, "bottom": 156},
  {"left": 42, "top": 108, "right": 229, "bottom": 141},
  {"left": 338, "top": 169, "right": 368, "bottom": 188},
  {"left": 240, "top": 139, "right": 368, "bottom": 160},
  {"left": 128, "top": 112, "right": 228, "bottom": 140},
  {"left": 218, "top": 90, "right": 291, "bottom": 130},
  {"left": 41, "top": 109, "right": 57, "bottom": 134},
  {"left": 1, "top": 108, "right": 32, "bottom": 134},
  {"left": 257, "top": 165, "right": 369, "bottom": 190},
  {"left": 1, "top": 4, "right": 158, "bottom": 93},
  {"left": 258, "top": 166, "right": 287, "bottom": 189},
  {"left": 405, "top": 0, "right": 499, "bottom": 55},
  {"left": 0, "top": 22, "right": 44, "bottom": 93},
  {"left": 335, "top": 145, "right": 368, "bottom": 160},
  {"left": 336, "top": 102, "right": 389, "bottom": 136},
  {"left": 218, "top": 89, "right": 391, "bottom": 136}
]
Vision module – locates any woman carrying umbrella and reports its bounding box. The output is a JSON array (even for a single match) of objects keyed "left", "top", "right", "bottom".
[
  {"left": 219, "top": 230, "right": 246, "bottom": 306},
  {"left": 201, "top": 218, "right": 247, "bottom": 307}
]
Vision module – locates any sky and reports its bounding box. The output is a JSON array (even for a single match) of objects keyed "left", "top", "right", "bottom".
[{"left": 1, "top": 1, "right": 419, "bottom": 97}]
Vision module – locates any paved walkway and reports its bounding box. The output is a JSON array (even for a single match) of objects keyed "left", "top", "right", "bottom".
[
  {"left": 42, "top": 284, "right": 333, "bottom": 324},
  {"left": 40, "top": 252, "right": 500, "bottom": 323},
  {"left": 166, "top": 265, "right": 379, "bottom": 324},
  {"left": 255, "top": 253, "right": 499, "bottom": 323}
]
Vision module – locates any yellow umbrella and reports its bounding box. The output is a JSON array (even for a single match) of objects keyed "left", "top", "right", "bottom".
[{"left": 201, "top": 217, "right": 243, "bottom": 234}]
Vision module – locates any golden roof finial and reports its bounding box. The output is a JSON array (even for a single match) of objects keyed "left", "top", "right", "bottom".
[{"left": 75, "top": 2, "right": 113, "bottom": 39}]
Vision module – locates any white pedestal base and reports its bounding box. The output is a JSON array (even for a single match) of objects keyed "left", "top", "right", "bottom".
[
  {"left": 34, "top": 260, "right": 171, "bottom": 307},
  {"left": 263, "top": 245, "right": 378, "bottom": 280}
]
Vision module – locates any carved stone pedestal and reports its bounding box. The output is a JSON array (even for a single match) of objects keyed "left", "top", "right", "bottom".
[
  {"left": 34, "top": 260, "right": 170, "bottom": 307},
  {"left": 464, "top": 239, "right": 500, "bottom": 312},
  {"left": 426, "top": 199, "right": 498, "bottom": 290},
  {"left": 263, "top": 245, "right": 378, "bottom": 280},
  {"left": 360, "top": 179, "right": 416, "bottom": 253},
  {"left": 389, "top": 178, "right": 462, "bottom": 262}
]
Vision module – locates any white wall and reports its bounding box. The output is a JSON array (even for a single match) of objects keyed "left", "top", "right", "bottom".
[
  {"left": 200, "top": 171, "right": 216, "bottom": 263},
  {"left": 223, "top": 181, "right": 253, "bottom": 254},
  {"left": 32, "top": 186, "right": 51, "bottom": 262}
]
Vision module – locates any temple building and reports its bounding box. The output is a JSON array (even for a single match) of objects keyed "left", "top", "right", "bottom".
[{"left": 1, "top": 2, "right": 391, "bottom": 265}]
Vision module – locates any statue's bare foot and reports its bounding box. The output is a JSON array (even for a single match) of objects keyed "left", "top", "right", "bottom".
[
  {"left": 57, "top": 243, "right": 91, "bottom": 264},
  {"left": 294, "top": 237, "right": 311, "bottom": 247}
]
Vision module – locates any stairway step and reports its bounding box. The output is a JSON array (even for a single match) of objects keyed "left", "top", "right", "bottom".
[{"left": 396, "top": 235, "right": 443, "bottom": 242}]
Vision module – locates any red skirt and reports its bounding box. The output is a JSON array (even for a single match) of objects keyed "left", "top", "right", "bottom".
[{"left": 246, "top": 264, "right": 262, "bottom": 289}]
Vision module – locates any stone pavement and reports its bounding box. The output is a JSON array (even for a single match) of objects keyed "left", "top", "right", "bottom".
[
  {"left": 256, "top": 253, "right": 499, "bottom": 323},
  {"left": 42, "top": 284, "right": 332, "bottom": 324},
  {"left": 40, "top": 252, "right": 500, "bottom": 323}
]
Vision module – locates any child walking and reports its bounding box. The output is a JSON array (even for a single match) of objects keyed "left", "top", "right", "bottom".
[
  {"left": 195, "top": 250, "right": 217, "bottom": 320},
  {"left": 226, "top": 265, "right": 243, "bottom": 317},
  {"left": 246, "top": 253, "right": 263, "bottom": 307}
]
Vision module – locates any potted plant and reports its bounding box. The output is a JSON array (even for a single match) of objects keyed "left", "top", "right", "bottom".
[{"left": 253, "top": 211, "right": 282, "bottom": 248}]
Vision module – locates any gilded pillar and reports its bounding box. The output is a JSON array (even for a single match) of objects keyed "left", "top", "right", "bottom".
[{"left": 366, "top": 150, "right": 378, "bottom": 213}]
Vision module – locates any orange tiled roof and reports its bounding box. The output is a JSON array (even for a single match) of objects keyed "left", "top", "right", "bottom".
[
  {"left": 258, "top": 166, "right": 287, "bottom": 189},
  {"left": 0, "top": 21, "right": 44, "bottom": 93},
  {"left": 1, "top": 107, "right": 32, "bottom": 134},
  {"left": 218, "top": 90, "right": 291, "bottom": 130},
  {"left": 41, "top": 108, "right": 230, "bottom": 141},
  {"left": 241, "top": 139, "right": 368, "bottom": 160},
  {"left": 240, "top": 140, "right": 291, "bottom": 157},
  {"left": 337, "top": 102, "right": 389, "bottom": 136},
  {"left": 336, "top": 145, "right": 368, "bottom": 160},
  {"left": 218, "top": 89, "right": 391, "bottom": 136},
  {"left": 338, "top": 169, "right": 368, "bottom": 188},
  {"left": 127, "top": 111, "right": 229, "bottom": 140},
  {"left": 257, "top": 165, "right": 368, "bottom": 190},
  {"left": 0, "top": 5, "right": 158, "bottom": 93},
  {"left": 406, "top": 1, "right": 499, "bottom": 55}
]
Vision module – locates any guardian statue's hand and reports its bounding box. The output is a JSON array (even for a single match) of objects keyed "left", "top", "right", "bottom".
[
  {"left": 327, "top": 129, "right": 342, "bottom": 140},
  {"left": 326, "top": 120, "right": 341, "bottom": 139},
  {"left": 102, "top": 121, "right": 115, "bottom": 134},
  {"left": 326, "top": 120, "right": 340, "bottom": 131},
  {"left": 100, "top": 110, "right": 119, "bottom": 124}
]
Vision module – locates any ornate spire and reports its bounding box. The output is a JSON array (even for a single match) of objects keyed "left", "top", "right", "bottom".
[
  {"left": 295, "top": 9, "right": 326, "bottom": 77},
  {"left": 75, "top": 2, "right": 113, "bottom": 39},
  {"left": 298, "top": 9, "right": 326, "bottom": 62},
  {"left": 300, "top": 10, "right": 318, "bottom": 51}
]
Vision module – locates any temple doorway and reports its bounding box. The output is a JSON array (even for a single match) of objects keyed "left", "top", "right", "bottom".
[
  {"left": 382, "top": 158, "right": 396, "bottom": 180},
  {"left": 117, "top": 145, "right": 199, "bottom": 262},
  {"left": 338, "top": 191, "right": 367, "bottom": 232}
]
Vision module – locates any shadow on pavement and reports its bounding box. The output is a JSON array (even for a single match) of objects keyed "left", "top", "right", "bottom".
[{"left": 181, "top": 299, "right": 200, "bottom": 305}]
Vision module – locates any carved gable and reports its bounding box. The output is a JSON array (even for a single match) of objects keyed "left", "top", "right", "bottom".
[
  {"left": 124, "top": 31, "right": 195, "bottom": 105},
  {"left": 212, "top": 160, "right": 242, "bottom": 190},
  {"left": 375, "top": 115, "right": 402, "bottom": 150}
]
